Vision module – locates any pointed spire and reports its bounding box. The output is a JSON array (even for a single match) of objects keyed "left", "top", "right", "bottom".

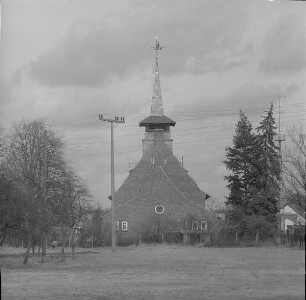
[{"left": 150, "top": 36, "right": 164, "bottom": 116}]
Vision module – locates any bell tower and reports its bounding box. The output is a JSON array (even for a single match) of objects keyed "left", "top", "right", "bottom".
[{"left": 139, "top": 36, "right": 176, "bottom": 155}]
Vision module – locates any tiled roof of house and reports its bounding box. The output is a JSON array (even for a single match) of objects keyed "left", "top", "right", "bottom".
[{"left": 287, "top": 203, "right": 305, "bottom": 218}]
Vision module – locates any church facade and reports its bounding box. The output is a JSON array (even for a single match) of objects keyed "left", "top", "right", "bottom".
[{"left": 101, "top": 38, "right": 219, "bottom": 244}]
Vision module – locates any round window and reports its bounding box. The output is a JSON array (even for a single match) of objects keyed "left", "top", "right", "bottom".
[{"left": 155, "top": 204, "right": 165, "bottom": 214}]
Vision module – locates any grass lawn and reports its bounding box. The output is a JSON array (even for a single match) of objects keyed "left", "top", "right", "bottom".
[{"left": 0, "top": 245, "right": 305, "bottom": 300}]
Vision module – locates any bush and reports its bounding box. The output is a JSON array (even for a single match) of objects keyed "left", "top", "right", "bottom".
[{"left": 164, "top": 232, "right": 183, "bottom": 244}]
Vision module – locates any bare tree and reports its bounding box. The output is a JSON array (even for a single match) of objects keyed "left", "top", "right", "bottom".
[
  {"left": 282, "top": 126, "right": 306, "bottom": 207},
  {"left": 48, "top": 167, "right": 92, "bottom": 260},
  {"left": 2, "top": 120, "right": 92, "bottom": 264},
  {"left": 7, "top": 120, "right": 64, "bottom": 264},
  {"left": 0, "top": 126, "right": 16, "bottom": 246}
]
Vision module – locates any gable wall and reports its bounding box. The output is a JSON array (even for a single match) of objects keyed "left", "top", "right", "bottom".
[{"left": 282, "top": 205, "right": 297, "bottom": 214}]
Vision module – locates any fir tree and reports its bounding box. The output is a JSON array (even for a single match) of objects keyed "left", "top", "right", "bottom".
[
  {"left": 224, "top": 107, "right": 280, "bottom": 242},
  {"left": 224, "top": 111, "right": 258, "bottom": 210},
  {"left": 253, "top": 104, "right": 280, "bottom": 222}
]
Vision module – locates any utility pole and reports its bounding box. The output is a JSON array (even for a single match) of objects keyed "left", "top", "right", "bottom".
[
  {"left": 99, "top": 114, "right": 125, "bottom": 253},
  {"left": 42, "top": 129, "right": 48, "bottom": 262},
  {"left": 91, "top": 215, "right": 94, "bottom": 249},
  {"left": 274, "top": 96, "right": 286, "bottom": 226}
]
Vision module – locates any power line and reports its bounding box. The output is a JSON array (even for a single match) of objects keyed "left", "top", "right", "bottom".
[{"left": 49, "top": 101, "right": 305, "bottom": 132}]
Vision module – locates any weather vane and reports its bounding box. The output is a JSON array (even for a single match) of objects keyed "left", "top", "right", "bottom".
[{"left": 151, "top": 35, "right": 165, "bottom": 60}]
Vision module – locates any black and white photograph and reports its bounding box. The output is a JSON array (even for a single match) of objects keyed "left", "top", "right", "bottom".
[{"left": 0, "top": 0, "right": 305, "bottom": 299}]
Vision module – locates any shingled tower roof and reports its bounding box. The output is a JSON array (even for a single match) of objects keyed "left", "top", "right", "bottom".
[{"left": 139, "top": 36, "right": 175, "bottom": 127}]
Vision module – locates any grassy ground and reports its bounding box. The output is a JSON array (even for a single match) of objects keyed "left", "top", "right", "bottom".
[{"left": 1, "top": 245, "right": 305, "bottom": 300}]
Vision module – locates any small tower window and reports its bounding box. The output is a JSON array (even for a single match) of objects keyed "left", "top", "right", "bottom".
[{"left": 151, "top": 157, "right": 155, "bottom": 164}]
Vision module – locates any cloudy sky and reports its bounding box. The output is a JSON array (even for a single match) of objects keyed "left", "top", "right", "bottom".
[{"left": 0, "top": 0, "right": 305, "bottom": 208}]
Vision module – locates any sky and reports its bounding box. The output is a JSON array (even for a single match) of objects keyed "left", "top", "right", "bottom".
[{"left": 0, "top": 0, "right": 305, "bottom": 208}]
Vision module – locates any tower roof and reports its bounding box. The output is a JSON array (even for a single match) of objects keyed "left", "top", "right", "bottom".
[
  {"left": 139, "top": 36, "right": 175, "bottom": 127},
  {"left": 139, "top": 115, "right": 176, "bottom": 127}
]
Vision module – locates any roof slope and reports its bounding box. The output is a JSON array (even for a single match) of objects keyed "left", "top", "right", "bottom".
[
  {"left": 287, "top": 203, "right": 305, "bottom": 217},
  {"left": 115, "top": 166, "right": 215, "bottom": 222},
  {"left": 114, "top": 133, "right": 208, "bottom": 210}
]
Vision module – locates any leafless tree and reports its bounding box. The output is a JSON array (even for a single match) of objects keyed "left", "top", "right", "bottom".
[
  {"left": 48, "top": 167, "right": 92, "bottom": 260},
  {"left": 7, "top": 120, "right": 64, "bottom": 264},
  {"left": 2, "top": 120, "right": 92, "bottom": 264},
  {"left": 0, "top": 126, "right": 24, "bottom": 246},
  {"left": 282, "top": 126, "right": 306, "bottom": 207}
]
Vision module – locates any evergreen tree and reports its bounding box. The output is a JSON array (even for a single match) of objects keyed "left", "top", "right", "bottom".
[
  {"left": 224, "top": 111, "right": 258, "bottom": 210},
  {"left": 224, "top": 107, "right": 280, "bottom": 242},
  {"left": 253, "top": 104, "right": 280, "bottom": 222}
]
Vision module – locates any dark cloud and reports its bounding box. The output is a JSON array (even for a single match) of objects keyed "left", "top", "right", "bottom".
[
  {"left": 29, "top": 1, "right": 249, "bottom": 87},
  {"left": 259, "top": 15, "right": 305, "bottom": 75},
  {"left": 225, "top": 82, "right": 298, "bottom": 109}
]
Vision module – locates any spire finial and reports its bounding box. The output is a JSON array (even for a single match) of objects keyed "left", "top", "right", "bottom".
[
  {"left": 151, "top": 35, "right": 164, "bottom": 60},
  {"left": 150, "top": 36, "right": 164, "bottom": 116}
]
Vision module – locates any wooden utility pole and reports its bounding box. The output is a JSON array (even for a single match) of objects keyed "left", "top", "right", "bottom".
[
  {"left": 274, "top": 96, "right": 286, "bottom": 226},
  {"left": 99, "top": 115, "right": 125, "bottom": 253},
  {"left": 42, "top": 129, "right": 48, "bottom": 262}
]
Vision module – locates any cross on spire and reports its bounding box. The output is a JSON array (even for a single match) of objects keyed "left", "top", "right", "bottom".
[
  {"left": 150, "top": 36, "right": 164, "bottom": 116},
  {"left": 151, "top": 35, "right": 164, "bottom": 60}
]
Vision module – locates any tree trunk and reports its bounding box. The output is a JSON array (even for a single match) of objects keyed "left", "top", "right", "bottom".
[
  {"left": 0, "top": 233, "right": 6, "bottom": 247},
  {"left": 139, "top": 234, "right": 142, "bottom": 245},
  {"left": 183, "top": 232, "right": 189, "bottom": 245},
  {"left": 23, "top": 233, "right": 32, "bottom": 265},
  {"left": 255, "top": 230, "right": 259, "bottom": 245},
  {"left": 61, "top": 229, "right": 66, "bottom": 262},
  {"left": 235, "top": 232, "right": 238, "bottom": 245},
  {"left": 71, "top": 230, "right": 75, "bottom": 259},
  {"left": 41, "top": 234, "right": 47, "bottom": 263}
]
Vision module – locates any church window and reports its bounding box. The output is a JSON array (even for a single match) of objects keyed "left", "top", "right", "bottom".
[
  {"left": 192, "top": 221, "right": 198, "bottom": 230},
  {"left": 201, "top": 221, "right": 208, "bottom": 230},
  {"left": 115, "top": 221, "right": 119, "bottom": 231},
  {"left": 151, "top": 157, "right": 155, "bottom": 164},
  {"left": 122, "top": 221, "right": 128, "bottom": 231},
  {"left": 155, "top": 204, "right": 165, "bottom": 214}
]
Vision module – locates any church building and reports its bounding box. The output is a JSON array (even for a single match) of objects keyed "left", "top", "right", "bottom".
[{"left": 101, "top": 38, "right": 219, "bottom": 244}]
